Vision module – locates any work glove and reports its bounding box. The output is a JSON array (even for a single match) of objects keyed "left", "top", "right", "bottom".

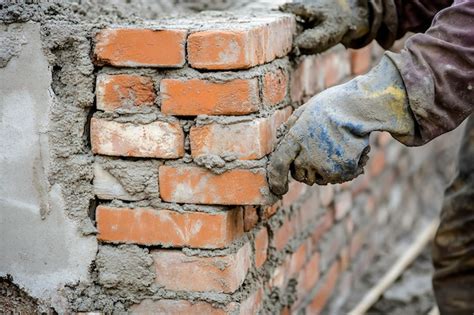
[
  {"left": 281, "top": 0, "right": 371, "bottom": 54},
  {"left": 268, "top": 56, "right": 416, "bottom": 195}
]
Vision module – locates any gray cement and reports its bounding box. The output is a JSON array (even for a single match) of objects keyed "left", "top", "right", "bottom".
[{"left": 0, "top": 22, "right": 97, "bottom": 312}]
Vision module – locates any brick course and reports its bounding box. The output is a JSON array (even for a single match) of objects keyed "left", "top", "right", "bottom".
[{"left": 88, "top": 12, "right": 424, "bottom": 315}]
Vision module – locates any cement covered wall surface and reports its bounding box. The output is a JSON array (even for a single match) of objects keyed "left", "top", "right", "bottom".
[{"left": 0, "top": 22, "right": 97, "bottom": 312}]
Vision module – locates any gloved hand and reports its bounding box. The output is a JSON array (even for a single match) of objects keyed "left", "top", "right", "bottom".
[
  {"left": 281, "top": 0, "right": 371, "bottom": 54},
  {"left": 268, "top": 56, "right": 416, "bottom": 195}
]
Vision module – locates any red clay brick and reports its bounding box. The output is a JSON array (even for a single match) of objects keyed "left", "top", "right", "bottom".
[
  {"left": 255, "top": 227, "right": 268, "bottom": 268},
  {"left": 159, "top": 166, "right": 272, "bottom": 205},
  {"left": 187, "top": 16, "right": 294, "bottom": 70},
  {"left": 299, "top": 252, "right": 320, "bottom": 292},
  {"left": 289, "top": 242, "right": 308, "bottom": 276},
  {"left": 190, "top": 107, "right": 291, "bottom": 160},
  {"left": 152, "top": 243, "right": 251, "bottom": 293},
  {"left": 130, "top": 299, "right": 232, "bottom": 315},
  {"left": 96, "top": 74, "right": 155, "bottom": 111},
  {"left": 350, "top": 44, "right": 372, "bottom": 75},
  {"left": 161, "top": 78, "right": 259, "bottom": 116},
  {"left": 94, "top": 28, "right": 186, "bottom": 67},
  {"left": 273, "top": 217, "right": 295, "bottom": 251},
  {"left": 306, "top": 260, "right": 340, "bottom": 314},
  {"left": 294, "top": 251, "right": 320, "bottom": 310},
  {"left": 243, "top": 206, "right": 258, "bottom": 232},
  {"left": 90, "top": 117, "right": 184, "bottom": 158},
  {"left": 262, "top": 69, "right": 288, "bottom": 106},
  {"left": 96, "top": 206, "right": 243, "bottom": 248}
]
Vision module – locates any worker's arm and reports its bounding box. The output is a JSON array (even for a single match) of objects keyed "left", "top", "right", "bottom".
[
  {"left": 283, "top": 0, "right": 453, "bottom": 53},
  {"left": 269, "top": 0, "right": 473, "bottom": 195}
]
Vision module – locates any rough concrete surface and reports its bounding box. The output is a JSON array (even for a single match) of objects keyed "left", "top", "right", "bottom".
[{"left": 0, "top": 22, "right": 97, "bottom": 312}]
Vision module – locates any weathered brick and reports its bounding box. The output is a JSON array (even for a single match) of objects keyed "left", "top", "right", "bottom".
[
  {"left": 306, "top": 260, "right": 340, "bottom": 314},
  {"left": 289, "top": 242, "right": 308, "bottom": 276},
  {"left": 96, "top": 74, "right": 155, "bottom": 111},
  {"left": 130, "top": 299, "right": 231, "bottom": 315},
  {"left": 190, "top": 107, "right": 291, "bottom": 160},
  {"left": 159, "top": 166, "right": 272, "bottom": 205},
  {"left": 90, "top": 118, "right": 184, "bottom": 158},
  {"left": 255, "top": 227, "right": 268, "bottom": 268},
  {"left": 96, "top": 206, "right": 243, "bottom": 248},
  {"left": 294, "top": 251, "right": 320, "bottom": 310},
  {"left": 187, "top": 15, "right": 294, "bottom": 70},
  {"left": 262, "top": 69, "right": 288, "bottom": 106},
  {"left": 243, "top": 206, "right": 258, "bottom": 232},
  {"left": 152, "top": 243, "right": 250, "bottom": 293},
  {"left": 94, "top": 28, "right": 186, "bottom": 67},
  {"left": 273, "top": 217, "right": 295, "bottom": 251},
  {"left": 350, "top": 44, "right": 372, "bottom": 75},
  {"left": 161, "top": 78, "right": 259, "bottom": 116}
]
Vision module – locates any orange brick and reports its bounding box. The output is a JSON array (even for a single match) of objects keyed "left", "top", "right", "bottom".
[
  {"left": 96, "top": 74, "right": 155, "bottom": 111},
  {"left": 190, "top": 107, "right": 291, "bottom": 160},
  {"left": 306, "top": 260, "right": 340, "bottom": 314},
  {"left": 244, "top": 206, "right": 258, "bottom": 232},
  {"left": 289, "top": 242, "right": 308, "bottom": 276},
  {"left": 273, "top": 216, "right": 296, "bottom": 251},
  {"left": 90, "top": 117, "right": 184, "bottom": 158},
  {"left": 96, "top": 206, "right": 243, "bottom": 248},
  {"left": 152, "top": 243, "right": 251, "bottom": 293},
  {"left": 161, "top": 78, "right": 259, "bottom": 116},
  {"left": 255, "top": 227, "right": 268, "bottom": 268},
  {"left": 262, "top": 69, "right": 288, "bottom": 106},
  {"left": 130, "top": 299, "right": 232, "bottom": 315},
  {"left": 94, "top": 28, "right": 186, "bottom": 67},
  {"left": 187, "top": 16, "right": 294, "bottom": 70},
  {"left": 294, "top": 251, "right": 320, "bottom": 310},
  {"left": 299, "top": 252, "right": 320, "bottom": 292},
  {"left": 350, "top": 44, "right": 372, "bottom": 75},
  {"left": 159, "top": 166, "right": 272, "bottom": 205}
]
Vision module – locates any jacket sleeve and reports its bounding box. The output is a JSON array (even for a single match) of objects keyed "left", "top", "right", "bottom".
[
  {"left": 386, "top": 0, "right": 474, "bottom": 145},
  {"left": 350, "top": 0, "right": 453, "bottom": 49}
]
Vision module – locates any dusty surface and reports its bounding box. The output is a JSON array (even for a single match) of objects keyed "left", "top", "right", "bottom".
[
  {"left": 370, "top": 246, "right": 435, "bottom": 315},
  {"left": 0, "top": 276, "right": 43, "bottom": 314}
]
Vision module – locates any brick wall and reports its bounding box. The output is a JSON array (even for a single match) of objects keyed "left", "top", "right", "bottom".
[{"left": 87, "top": 12, "right": 438, "bottom": 314}]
